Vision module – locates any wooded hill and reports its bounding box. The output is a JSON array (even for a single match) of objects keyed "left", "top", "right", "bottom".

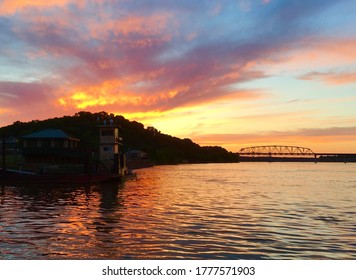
[{"left": 0, "top": 111, "right": 238, "bottom": 164}]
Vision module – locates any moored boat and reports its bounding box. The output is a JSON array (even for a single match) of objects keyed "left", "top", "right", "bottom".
[{"left": 0, "top": 168, "right": 123, "bottom": 186}]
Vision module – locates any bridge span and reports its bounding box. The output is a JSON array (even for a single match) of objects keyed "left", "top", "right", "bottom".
[
  {"left": 239, "top": 145, "right": 315, "bottom": 157},
  {"left": 237, "top": 145, "right": 356, "bottom": 162}
]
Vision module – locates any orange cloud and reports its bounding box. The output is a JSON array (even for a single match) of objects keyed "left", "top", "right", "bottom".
[
  {"left": 309, "top": 38, "right": 356, "bottom": 63},
  {"left": 114, "top": 12, "right": 176, "bottom": 36},
  {"left": 87, "top": 12, "right": 177, "bottom": 43},
  {"left": 58, "top": 79, "right": 192, "bottom": 112},
  {"left": 300, "top": 71, "right": 356, "bottom": 85},
  {"left": 0, "top": 108, "right": 14, "bottom": 115},
  {"left": 259, "top": 38, "right": 356, "bottom": 74},
  {"left": 59, "top": 80, "right": 138, "bottom": 109},
  {"left": 0, "top": 0, "right": 74, "bottom": 15}
]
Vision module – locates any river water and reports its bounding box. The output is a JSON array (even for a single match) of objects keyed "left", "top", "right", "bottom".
[{"left": 1, "top": 163, "right": 356, "bottom": 259}]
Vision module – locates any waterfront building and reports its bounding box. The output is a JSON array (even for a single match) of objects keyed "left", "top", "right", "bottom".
[
  {"left": 97, "top": 124, "right": 127, "bottom": 175},
  {"left": 21, "top": 129, "right": 81, "bottom": 165},
  {"left": 0, "top": 136, "right": 19, "bottom": 155}
]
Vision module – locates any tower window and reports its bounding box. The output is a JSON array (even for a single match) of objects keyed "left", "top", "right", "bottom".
[
  {"left": 101, "top": 129, "right": 114, "bottom": 136},
  {"left": 103, "top": 146, "right": 113, "bottom": 152}
]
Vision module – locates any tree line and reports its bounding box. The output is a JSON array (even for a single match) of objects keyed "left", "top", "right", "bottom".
[{"left": 0, "top": 111, "right": 238, "bottom": 165}]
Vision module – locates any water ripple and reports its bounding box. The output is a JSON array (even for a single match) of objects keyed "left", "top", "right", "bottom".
[{"left": 1, "top": 163, "right": 356, "bottom": 259}]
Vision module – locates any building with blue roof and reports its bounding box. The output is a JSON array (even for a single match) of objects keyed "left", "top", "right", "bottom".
[
  {"left": 22, "top": 129, "right": 81, "bottom": 166},
  {"left": 22, "top": 129, "right": 79, "bottom": 149}
]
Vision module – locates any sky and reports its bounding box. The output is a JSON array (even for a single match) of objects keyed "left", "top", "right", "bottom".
[{"left": 0, "top": 0, "right": 356, "bottom": 153}]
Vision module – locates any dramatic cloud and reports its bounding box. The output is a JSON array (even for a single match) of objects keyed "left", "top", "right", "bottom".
[{"left": 1, "top": 0, "right": 356, "bottom": 152}]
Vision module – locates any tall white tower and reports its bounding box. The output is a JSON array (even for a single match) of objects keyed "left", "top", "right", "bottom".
[{"left": 97, "top": 123, "right": 121, "bottom": 174}]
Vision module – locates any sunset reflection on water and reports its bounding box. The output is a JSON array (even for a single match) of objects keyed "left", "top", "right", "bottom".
[{"left": 1, "top": 163, "right": 356, "bottom": 259}]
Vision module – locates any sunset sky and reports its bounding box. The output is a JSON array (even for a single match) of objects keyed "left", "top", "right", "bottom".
[{"left": 1, "top": 0, "right": 356, "bottom": 152}]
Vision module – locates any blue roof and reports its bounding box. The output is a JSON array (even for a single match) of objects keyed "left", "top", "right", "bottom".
[{"left": 22, "top": 129, "right": 77, "bottom": 139}]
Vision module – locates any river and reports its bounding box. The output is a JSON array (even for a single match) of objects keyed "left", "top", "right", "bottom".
[{"left": 1, "top": 162, "right": 355, "bottom": 259}]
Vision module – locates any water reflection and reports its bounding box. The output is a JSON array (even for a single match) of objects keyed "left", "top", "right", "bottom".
[
  {"left": 1, "top": 163, "right": 356, "bottom": 259},
  {"left": 0, "top": 185, "right": 4, "bottom": 205}
]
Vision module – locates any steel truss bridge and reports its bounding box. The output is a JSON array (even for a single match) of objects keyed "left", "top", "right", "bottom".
[
  {"left": 238, "top": 145, "right": 356, "bottom": 162},
  {"left": 238, "top": 145, "right": 315, "bottom": 157}
]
